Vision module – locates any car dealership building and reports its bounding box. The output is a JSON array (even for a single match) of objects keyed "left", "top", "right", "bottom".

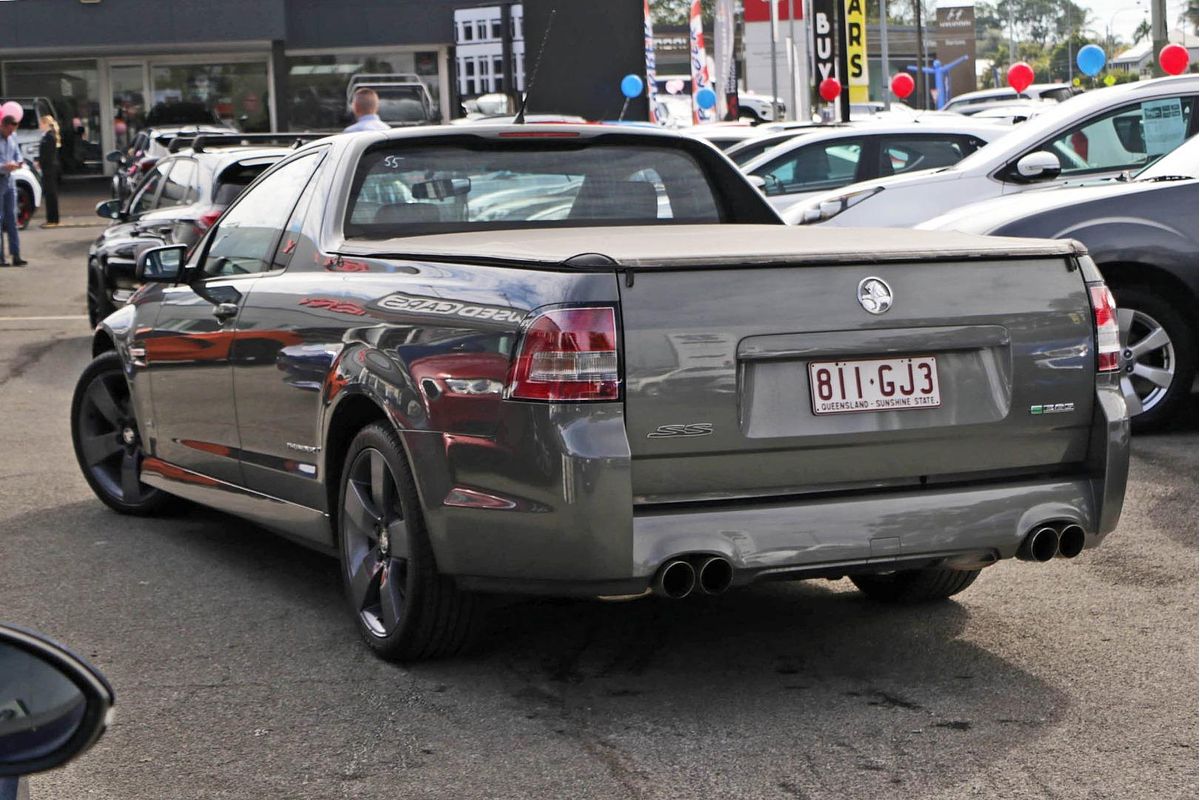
[{"left": 0, "top": 0, "right": 464, "bottom": 173}]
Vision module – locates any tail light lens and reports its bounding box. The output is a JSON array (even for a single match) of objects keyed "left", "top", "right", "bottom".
[
  {"left": 1088, "top": 282, "right": 1120, "bottom": 372},
  {"left": 506, "top": 307, "right": 620, "bottom": 401},
  {"left": 193, "top": 207, "right": 224, "bottom": 237}
]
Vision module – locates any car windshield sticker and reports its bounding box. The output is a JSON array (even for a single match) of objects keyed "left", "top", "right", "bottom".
[{"left": 1142, "top": 98, "right": 1187, "bottom": 156}]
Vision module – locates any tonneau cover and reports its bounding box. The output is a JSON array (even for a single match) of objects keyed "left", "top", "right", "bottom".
[{"left": 340, "top": 224, "right": 1083, "bottom": 269}]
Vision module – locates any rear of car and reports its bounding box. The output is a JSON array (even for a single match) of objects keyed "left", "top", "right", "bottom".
[{"left": 331, "top": 127, "right": 1127, "bottom": 599}]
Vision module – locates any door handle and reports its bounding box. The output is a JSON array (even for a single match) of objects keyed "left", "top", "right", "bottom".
[{"left": 212, "top": 302, "right": 240, "bottom": 321}]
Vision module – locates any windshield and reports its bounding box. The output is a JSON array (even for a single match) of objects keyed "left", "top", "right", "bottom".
[
  {"left": 345, "top": 142, "right": 724, "bottom": 238},
  {"left": 1135, "top": 135, "right": 1199, "bottom": 180}
]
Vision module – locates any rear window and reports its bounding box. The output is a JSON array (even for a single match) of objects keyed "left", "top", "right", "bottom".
[{"left": 345, "top": 142, "right": 725, "bottom": 238}]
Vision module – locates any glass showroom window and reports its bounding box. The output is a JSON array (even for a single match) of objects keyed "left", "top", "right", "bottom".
[{"left": 286, "top": 51, "right": 440, "bottom": 131}]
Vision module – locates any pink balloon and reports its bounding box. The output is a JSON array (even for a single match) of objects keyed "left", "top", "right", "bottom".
[{"left": 0, "top": 101, "right": 23, "bottom": 123}]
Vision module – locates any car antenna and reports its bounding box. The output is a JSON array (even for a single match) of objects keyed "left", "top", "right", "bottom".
[{"left": 514, "top": 9, "right": 555, "bottom": 124}]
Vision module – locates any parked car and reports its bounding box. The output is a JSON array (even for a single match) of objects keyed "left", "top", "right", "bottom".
[
  {"left": 790, "top": 75, "right": 1199, "bottom": 226},
  {"left": 742, "top": 120, "right": 1010, "bottom": 212},
  {"left": 942, "top": 83, "right": 1080, "bottom": 114},
  {"left": 109, "top": 124, "right": 234, "bottom": 200},
  {"left": 683, "top": 124, "right": 763, "bottom": 151},
  {"left": 87, "top": 136, "right": 325, "bottom": 324},
  {"left": 346, "top": 73, "right": 441, "bottom": 126},
  {"left": 725, "top": 126, "right": 847, "bottom": 166},
  {"left": 72, "top": 124, "right": 1127, "bottom": 663},
  {"left": 0, "top": 624, "right": 114, "bottom": 799},
  {"left": 13, "top": 160, "right": 42, "bottom": 230},
  {"left": 920, "top": 136, "right": 1199, "bottom": 431}
]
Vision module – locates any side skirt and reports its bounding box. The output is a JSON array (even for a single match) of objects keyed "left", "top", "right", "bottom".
[{"left": 140, "top": 457, "right": 335, "bottom": 554}]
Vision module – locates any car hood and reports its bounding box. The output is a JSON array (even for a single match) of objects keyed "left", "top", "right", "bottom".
[
  {"left": 917, "top": 179, "right": 1194, "bottom": 234},
  {"left": 340, "top": 224, "right": 1079, "bottom": 269}
]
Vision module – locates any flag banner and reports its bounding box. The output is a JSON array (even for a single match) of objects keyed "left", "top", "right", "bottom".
[
  {"left": 715, "top": 0, "right": 738, "bottom": 120},
  {"left": 644, "top": 0, "right": 660, "bottom": 123},
  {"left": 844, "top": 0, "right": 868, "bottom": 104},
  {"left": 689, "top": 0, "right": 716, "bottom": 123}
]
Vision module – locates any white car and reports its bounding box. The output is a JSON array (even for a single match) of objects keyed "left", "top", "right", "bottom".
[
  {"left": 788, "top": 75, "right": 1199, "bottom": 227},
  {"left": 13, "top": 162, "right": 41, "bottom": 229},
  {"left": 740, "top": 120, "right": 1013, "bottom": 213},
  {"left": 942, "top": 83, "right": 1079, "bottom": 114}
]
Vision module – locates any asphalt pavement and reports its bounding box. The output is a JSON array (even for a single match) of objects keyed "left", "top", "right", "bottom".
[{"left": 1, "top": 202, "right": 1196, "bottom": 800}]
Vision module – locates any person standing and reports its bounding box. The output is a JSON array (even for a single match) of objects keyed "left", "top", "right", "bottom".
[
  {"left": 0, "top": 115, "right": 25, "bottom": 266},
  {"left": 343, "top": 88, "right": 390, "bottom": 132},
  {"left": 36, "top": 114, "right": 60, "bottom": 228}
]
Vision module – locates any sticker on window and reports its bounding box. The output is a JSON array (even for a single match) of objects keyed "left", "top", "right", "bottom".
[{"left": 1142, "top": 99, "right": 1187, "bottom": 156}]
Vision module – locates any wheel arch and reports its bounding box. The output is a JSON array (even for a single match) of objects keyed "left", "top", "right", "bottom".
[
  {"left": 321, "top": 392, "right": 390, "bottom": 537},
  {"left": 92, "top": 329, "right": 117, "bottom": 357},
  {"left": 1097, "top": 261, "right": 1199, "bottom": 332}
]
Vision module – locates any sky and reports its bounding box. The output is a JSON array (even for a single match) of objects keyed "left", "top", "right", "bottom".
[{"left": 1077, "top": 0, "right": 1192, "bottom": 44}]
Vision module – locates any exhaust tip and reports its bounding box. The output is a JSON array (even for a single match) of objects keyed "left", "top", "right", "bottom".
[
  {"left": 1057, "top": 524, "right": 1086, "bottom": 559},
  {"left": 1019, "top": 526, "right": 1059, "bottom": 563},
  {"left": 654, "top": 559, "right": 696, "bottom": 599},
  {"left": 696, "top": 556, "right": 734, "bottom": 595}
]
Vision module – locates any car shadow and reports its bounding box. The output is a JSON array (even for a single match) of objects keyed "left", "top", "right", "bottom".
[{"left": 5, "top": 499, "right": 1068, "bottom": 798}]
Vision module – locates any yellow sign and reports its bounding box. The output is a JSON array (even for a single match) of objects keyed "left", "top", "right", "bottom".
[
  {"left": 1104, "top": 74, "right": 1117, "bottom": 86},
  {"left": 844, "top": 0, "right": 869, "bottom": 104}
]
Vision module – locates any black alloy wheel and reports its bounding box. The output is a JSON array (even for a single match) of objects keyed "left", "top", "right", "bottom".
[
  {"left": 70, "top": 352, "right": 169, "bottom": 515},
  {"left": 338, "top": 422, "right": 481, "bottom": 661},
  {"left": 1112, "top": 287, "right": 1195, "bottom": 432},
  {"left": 16, "top": 184, "right": 33, "bottom": 230}
]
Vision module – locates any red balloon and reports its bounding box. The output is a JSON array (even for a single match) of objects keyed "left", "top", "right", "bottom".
[
  {"left": 1159, "top": 43, "right": 1190, "bottom": 75},
  {"left": 890, "top": 72, "right": 915, "bottom": 99},
  {"left": 818, "top": 77, "right": 842, "bottom": 102},
  {"left": 1007, "top": 61, "right": 1035, "bottom": 94}
]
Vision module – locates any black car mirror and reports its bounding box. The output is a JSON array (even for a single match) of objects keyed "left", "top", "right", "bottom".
[
  {"left": 1013, "top": 151, "right": 1062, "bottom": 182},
  {"left": 0, "top": 625, "right": 113, "bottom": 778},
  {"left": 411, "top": 177, "right": 471, "bottom": 201},
  {"left": 136, "top": 244, "right": 188, "bottom": 283},
  {"left": 104, "top": 150, "right": 125, "bottom": 165},
  {"left": 95, "top": 199, "right": 123, "bottom": 221}
]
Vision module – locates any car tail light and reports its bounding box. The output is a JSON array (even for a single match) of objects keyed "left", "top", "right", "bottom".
[
  {"left": 1088, "top": 282, "right": 1120, "bottom": 372},
  {"left": 137, "top": 158, "right": 157, "bottom": 174},
  {"left": 506, "top": 307, "right": 620, "bottom": 401},
  {"left": 193, "top": 207, "right": 224, "bottom": 237}
]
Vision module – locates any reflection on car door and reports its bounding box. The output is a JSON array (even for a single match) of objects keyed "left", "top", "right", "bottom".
[{"left": 143, "top": 152, "right": 324, "bottom": 485}]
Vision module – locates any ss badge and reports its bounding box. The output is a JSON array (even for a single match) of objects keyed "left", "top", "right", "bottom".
[{"left": 647, "top": 423, "right": 714, "bottom": 439}]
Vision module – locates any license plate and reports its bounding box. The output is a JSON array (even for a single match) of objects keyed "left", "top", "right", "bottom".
[{"left": 808, "top": 356, "right": 941, "bottom": 415}]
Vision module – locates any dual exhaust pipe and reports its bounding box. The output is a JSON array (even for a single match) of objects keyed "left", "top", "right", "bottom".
[
  {"left": 652, "top": 555, "right": 734, "bottom": 599},
  {"left": 1017, "top": 521, "right": 1087, "bottom": 562}
]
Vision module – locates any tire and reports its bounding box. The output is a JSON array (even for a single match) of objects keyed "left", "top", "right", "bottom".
[
  {"left": 16, "top": 184, "right": 33, "bottom": 230},
  {"left": 337, "top": 422, "right": 482, "bottom": 662},
  {"left": 850, "top": 567, "right": 980, "bottom": 603},
  {"left": 70, "top": 351, "right": 171, "bottom": 516},
  {"left": 86, "top": 267, "right": 115, "bottom": 327},
  {"left": 1111, "top": 286, "right": 1196, "bottom": 433}
]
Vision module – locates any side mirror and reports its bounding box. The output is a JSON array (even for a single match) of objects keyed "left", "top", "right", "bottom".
[
  {"left": 104, "top": 150, "right": 125, "bottom": 164},
  {"left": 1013, "top": 151, "right": 1062, "bottom": 182},
  {"left": 0, "top": 625, "right": 113, "bottom": 778},
  {"left": 747, "top": 175, "right": 767, "bottom": 191},
  {"left": 136, "top": 244, "right": 188, "bottom": 283},
  {"left": 95, "top": 199, "right": 123, "bottom": 221}
]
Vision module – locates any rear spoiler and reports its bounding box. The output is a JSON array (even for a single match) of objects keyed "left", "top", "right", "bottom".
[{"left": 169, "top": 132, "right": 329, "bottom": 153}]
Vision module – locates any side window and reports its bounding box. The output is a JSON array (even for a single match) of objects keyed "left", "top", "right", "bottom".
[
  {"left": 877, "top": 134, "right": 980, "bottom": 177},
  {"left": 200, "top": 153, "right": 322, "bottom": 279},
  {"left": 1041, "top": 96, "right": 1196, "bottom": 176},
  {"left": 754, "top": 140, "right": 864, "bottom": 196},
  {"left": 129, "top": 162, "right": 170, "bottom": 216},
  {"left": 159, "top": 159, "right": 196, "bottom": 207},
  {"left": 268, "top": 161, "right": 324, "bottom": 272}
]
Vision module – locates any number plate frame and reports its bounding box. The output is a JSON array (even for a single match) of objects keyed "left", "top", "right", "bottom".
[{"left": 808, "top": 355, "right": 941, "bottom": 415}]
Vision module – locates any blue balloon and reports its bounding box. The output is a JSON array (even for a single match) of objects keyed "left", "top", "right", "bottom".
[
  {"left": 620, "top": 74, "right": 644, "bottom": 99},
  {"left": 1076, "top": 44, "right": 1106, "bottom": 77},
  {"left": 695, "top": 87, "right": 717, "bottom": 110}
]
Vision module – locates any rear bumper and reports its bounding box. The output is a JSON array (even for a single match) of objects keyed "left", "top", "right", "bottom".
[{"left": 414, "top": 384, "right": 1128, "bottom": 598}]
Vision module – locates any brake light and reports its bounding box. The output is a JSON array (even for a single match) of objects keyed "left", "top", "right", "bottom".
[
  {"left": 506, "top": 307, "right": 620, "bottom": 401},
  {"left": 194, "top": 207, "right": 223, "bottom": 236},
  {"left": 1088, "top": 282, "right": 1120, "bottom": 372}
]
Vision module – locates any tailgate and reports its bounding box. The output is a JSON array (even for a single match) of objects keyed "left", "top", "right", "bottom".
[{"left": 619, "top": 258, "right": 1095, "bottom": 504}]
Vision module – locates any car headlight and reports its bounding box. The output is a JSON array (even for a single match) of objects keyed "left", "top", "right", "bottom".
[{"left": 796, "top": 186, "right": 883, "bottom": 224}]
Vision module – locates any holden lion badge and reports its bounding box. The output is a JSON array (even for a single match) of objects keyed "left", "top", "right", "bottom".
[{"left": 857, "top": 277, "right": 893, "bottom": 315}]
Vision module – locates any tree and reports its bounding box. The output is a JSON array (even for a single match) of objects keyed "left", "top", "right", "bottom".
[
  {"left": 650, "top": 0, "right": 716, "bottom": 27},
  {"left": 1182, "top": 0, "right": 1199, "bottom": 35},
  {"left": 1133, "top": 18, "right": 1151, "bottom": 45}
]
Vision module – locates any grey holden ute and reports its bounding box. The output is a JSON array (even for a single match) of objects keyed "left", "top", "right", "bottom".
[{"left": 70, "top": 125, "right": 1130, "bottom": 661}]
